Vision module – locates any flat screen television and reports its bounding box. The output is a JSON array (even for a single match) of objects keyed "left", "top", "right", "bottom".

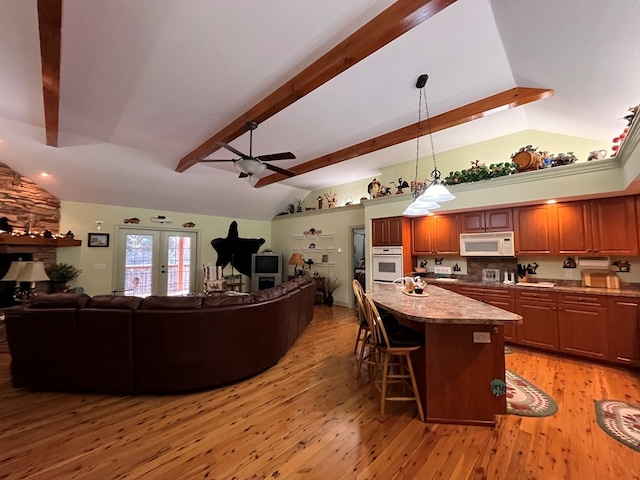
[{"left": 251, "top": 253, "right": 283, "bottom": 290}]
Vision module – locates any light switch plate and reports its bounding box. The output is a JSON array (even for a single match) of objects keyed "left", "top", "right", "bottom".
[{"left": 473, "top": 331, "right": 491, "bottom": 343}]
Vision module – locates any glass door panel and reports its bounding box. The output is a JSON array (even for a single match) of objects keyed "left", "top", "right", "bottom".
[{"left": 116, "top": 229, "right": 197, "bottom": 296}]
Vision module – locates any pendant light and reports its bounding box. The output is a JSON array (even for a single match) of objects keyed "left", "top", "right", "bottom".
[{"left": 403, "top": 74, "right": 454, "bottom": 216}]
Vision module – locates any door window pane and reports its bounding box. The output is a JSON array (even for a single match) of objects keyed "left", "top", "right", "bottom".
[
  {"left": 166, "top": 235, "right": 191, "bottom": 296},
  {"left": 125, "top": 234, "right": 154, "bottom": 297}
]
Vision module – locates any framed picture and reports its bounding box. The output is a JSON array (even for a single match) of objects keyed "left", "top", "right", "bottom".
[{"left": 88, "top": 232, "right": 110, "bottom": 247}]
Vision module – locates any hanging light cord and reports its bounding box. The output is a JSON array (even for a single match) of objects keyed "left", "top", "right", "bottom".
[
  {"left": 413, "top": 87, "right": 423, "bottom": 199},
  {"left": 423, "top": 86, "right": 440, "bottom": 184}
]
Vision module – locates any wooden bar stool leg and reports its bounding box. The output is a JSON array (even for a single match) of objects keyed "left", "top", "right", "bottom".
[
  {"left": 405, "top": 354, "right": 425, "bottom": 422},
  {"left": 380, "top": 353, "right": 391, "bottom": 422}
]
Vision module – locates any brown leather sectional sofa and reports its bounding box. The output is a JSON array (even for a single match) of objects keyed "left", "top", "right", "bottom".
[{"left": 5, "top": 276, "right": 316, "bottom": 393}]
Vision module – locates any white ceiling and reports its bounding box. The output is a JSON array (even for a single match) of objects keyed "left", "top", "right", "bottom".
[{"left": 1, "top": 0, "right": 639, "bottom": 220}]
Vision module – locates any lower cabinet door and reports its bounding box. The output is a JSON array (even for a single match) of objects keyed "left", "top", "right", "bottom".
[
  {"left": 558, "top": 304, "right": 608, "bottom": 360},
  {"left": 516, "top": 301, "right": 559, "bottom": 351},
  {"left": 608, "top": 297, "right": 640, "bottom": 367}
]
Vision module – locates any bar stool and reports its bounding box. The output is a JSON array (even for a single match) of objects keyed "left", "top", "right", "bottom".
[
  {"left": 363, "top": 293, "right": 425, "bottom": 422},
  {"left": 352, "top": 279, "right": 374, "bottom": 380}
]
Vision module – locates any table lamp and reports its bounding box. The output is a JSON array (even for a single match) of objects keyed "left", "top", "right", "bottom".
[
  {"left": 288, "top": 253, "right": 304, "bottom": 277},
  {"left": 1, "top": 260, "right": 50, "bottom": 304}
]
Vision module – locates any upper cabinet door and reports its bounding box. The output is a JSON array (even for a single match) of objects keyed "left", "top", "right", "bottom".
[
  {"left": 411, "top": 217, "right": 433, "bottom": 254},
  {"left": 459, "top": 211, "right": 485, "bottom": 233},
  {"left": 387, "top": 217, "right": 404, "bottom": 246},
  {"left": 554, "top": 201, "right": 593, "bottom": 255},
  {"left": 460, "top": 209, "right": 512, "bottom": 233},
  {"left": 485, "top": 209, "right": 513, "bottom": 232},
  {"left": 514, "top": 204, "right": 554, "bottom": 254},
  {"left": 371, "top": 218, "right": 388, "bottom": 246},
  {"left": 432, "top": 215, "right": 459, "bottom": 254},
  {"left": 591, "top": 196, "right": 638, "bottom": 256}
]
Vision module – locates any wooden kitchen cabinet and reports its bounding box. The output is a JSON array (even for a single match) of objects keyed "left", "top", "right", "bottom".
[
  {"left": 554, "top": 201, "right": 593, "bottom": 255},
  {"left": 411, "top": 216, "right": 433, "bottom": 254},
  {"left": 513, "top": 204, "right": 555, "bottom": 255},
  {"left": 557, "top": 293, "right": 608, "bottom": 361},
  {"left": 608, "top": 296, "right": 640, "bottom": 367},
  {"left": 460, "top": 208, "right": 513, "bottom": 233},
  {"left": 515, "top": 289, "right": 559, "bottom": 352},
  {"left": 591, "top": 196, "right": 638, "bottom": 256},
  {"left": 410, "top": 214, "right": 459, "bottom": 255},
  {"left": 372, "top": 217, "right": 405, "bottom": 246}
]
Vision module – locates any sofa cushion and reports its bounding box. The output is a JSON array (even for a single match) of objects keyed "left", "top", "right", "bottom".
[
  {"left": 29, "top": 293, "right": 91, "bottom": 309},
  {"left": 87, "top": 295, "right": 142, "bottom": 310},
  {"left": 140, "top": 295, "right": 202, "bottom": 309},
  {"left": 253, "top": 285, "right": 288, "bottom": 302},
  {"left": 202, "top": 293, "right": 257, "bottom": 307}
]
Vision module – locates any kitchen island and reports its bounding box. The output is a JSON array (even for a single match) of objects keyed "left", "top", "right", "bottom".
[{"left": 369, "top": 283, "right": 522, "bottom": 426}]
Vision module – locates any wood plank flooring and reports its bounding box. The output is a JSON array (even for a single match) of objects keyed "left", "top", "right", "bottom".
[{"left": 1, "top": 306, "right": 639, "bottom": 479}]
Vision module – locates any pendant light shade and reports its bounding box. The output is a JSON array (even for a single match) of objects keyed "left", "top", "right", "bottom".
[
  {"left": 403, "top": 74, "right": 454, "bottom": 216},
  {"left": 417, "top": 182, "right": 455, "bottom": 203}
]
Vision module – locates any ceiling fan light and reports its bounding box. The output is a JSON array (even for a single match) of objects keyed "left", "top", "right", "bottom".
[
  {"left": 235, "top": 159, "right": 266, "bottom": 176},
  {"left": 418, "top": 182, "right": 455, "bottom": 202}
]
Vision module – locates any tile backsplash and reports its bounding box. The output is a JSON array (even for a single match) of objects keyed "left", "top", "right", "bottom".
[{"left": 466, "top": 258, "right": 517, "bottom": 282}]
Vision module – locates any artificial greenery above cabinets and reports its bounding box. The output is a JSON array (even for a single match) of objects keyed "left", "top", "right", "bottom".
[{"left": 443, "top": 162, "right": 518, "bottom": 186}]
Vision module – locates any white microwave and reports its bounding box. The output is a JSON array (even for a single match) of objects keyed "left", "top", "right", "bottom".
[{"left": 460, "top": 231, "right": 515, "bottom": 257}]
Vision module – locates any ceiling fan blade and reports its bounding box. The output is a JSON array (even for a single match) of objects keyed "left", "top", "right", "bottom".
[
  {"left": 256, "top": 152, "right": 296, "bottom": 161},
  {"left": 265, "top": 163, "right": 295, "bottom": 177},
  {"left": 217, "top": 142, "right": 250, "bottom": 159},
  {"left": 198, "top": 159, "right": 237, "bottom": 163}
]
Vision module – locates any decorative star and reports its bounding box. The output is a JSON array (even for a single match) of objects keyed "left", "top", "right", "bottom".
[{"left": 210, "top": 221, "right": 265, "bottom": 277}]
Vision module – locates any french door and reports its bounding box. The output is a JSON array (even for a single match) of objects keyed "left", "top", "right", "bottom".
[{"left": 115, "top": 228, "right": 198, "bottom": 297}]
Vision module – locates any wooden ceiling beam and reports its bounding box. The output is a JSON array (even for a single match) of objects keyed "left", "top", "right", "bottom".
[
  {"left": 175, "top": 0, "right": 457, "bottom": 173},
  {"left": 254, "top": 87, "right": 555, "bottom": 188},
  {"left": 37, "top": 0, "right": 63, "bottom": 147}
]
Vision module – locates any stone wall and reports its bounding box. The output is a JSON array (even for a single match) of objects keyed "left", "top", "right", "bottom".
[{"left": 0, "top": 162, "right": 61, "bottom": 235}]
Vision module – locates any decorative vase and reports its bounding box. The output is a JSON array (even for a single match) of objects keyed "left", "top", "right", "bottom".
[
  {"left": 326, "top": 293, "right": 334, "bottom": 307},
  {"left": 512, "top": 151, "right": 543, "bottom": 172}
]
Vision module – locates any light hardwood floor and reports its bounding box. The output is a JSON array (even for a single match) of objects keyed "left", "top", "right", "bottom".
[{"left": 1, "top": 306, "right": 639, "bottom": 479}]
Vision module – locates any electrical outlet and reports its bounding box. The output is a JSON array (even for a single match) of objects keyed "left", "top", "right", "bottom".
[{"left": 473, "top": 331, "right": 491, "bottom": 343}]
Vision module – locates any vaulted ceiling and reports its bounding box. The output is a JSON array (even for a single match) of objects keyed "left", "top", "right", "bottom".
[{"left": 1, "top": 0, "right": 639, "bottom": 220}]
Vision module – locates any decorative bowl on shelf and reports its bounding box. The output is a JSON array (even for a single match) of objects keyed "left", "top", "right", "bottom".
[{"left": 415, "top": 267, "right": 427, "bottom": 273}]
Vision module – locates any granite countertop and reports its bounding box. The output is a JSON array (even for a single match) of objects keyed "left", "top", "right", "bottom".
[
  {"left": 369, "top": 283, "right": 522, "bottom": 325},
  {"left": 421, "top": 277, "right": 640, "bottom": 298}
]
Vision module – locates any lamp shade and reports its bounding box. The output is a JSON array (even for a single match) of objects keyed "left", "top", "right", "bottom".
[
  {"left": 17, "top": 262, "right": 50, "bottom": 282},
  {"left": 1, "top": 261, "right": 24, "bottom": 281},
  {"left": 418, "top": 182, "right": 455, "bottom": 202},
  {"left": 288, "top": 253, "right": 304, "bottom": 266},
  {"left": 403, "top": 203, "right": 431, "bottom": 216}
]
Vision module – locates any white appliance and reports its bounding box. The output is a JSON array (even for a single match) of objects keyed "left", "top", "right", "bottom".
[
  {"left": 460, "top": 231, "right": 515, "bottom": 257},
  {"left": 372, "top": 246, "right": 403, "bottom": 283}
]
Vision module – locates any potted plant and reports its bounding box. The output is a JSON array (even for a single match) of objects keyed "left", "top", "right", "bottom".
[
  {"left": 323, "top": 272, "right": 344, "bottom": 307},
  {"left": 45, "top": 262, "right": 82, "bottom": 293}
]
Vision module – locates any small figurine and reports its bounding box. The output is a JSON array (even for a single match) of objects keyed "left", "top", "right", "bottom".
[
  {"left": 612, "top": 260, "right": 631, "bottom": 273},
  {"left": 43, "top": 229, "right": 53, "bottom": 238},
  {"left": 453, "top": 263, "right": 461, "bottom": 272},
  {"left": 182, "top": 222, "right": 196, "bottom": 228},
  {"left": 65, "top": 230, "right": 75, "bottom": 238},
  {"left": 317, "top": 196, "right": 323, "bottom": 210},
  {"left": 434, "top": 257, "right": 444, "bottom": 265},
  {"left": 124, "top": 217, "right": 140, "bottom": 224},
  {"left": 420, "top": 260, "right": 427, "bottom": 268},
  {"left": 392, "top": 177, "right": 410, "bottom": 194},
  {"left": 563, "top": 257, "right": 577, "bottom": 268},
  {"left": 367, "top": 178, "right": 381, "bottom": 199},
  {"left": 0, "top": 216, "right": 13, "bottom": 233}
]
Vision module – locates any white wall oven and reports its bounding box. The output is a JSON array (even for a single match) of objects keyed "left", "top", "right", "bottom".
[{"left": 372, "top": 246, "right": 403, "bottom": 283}]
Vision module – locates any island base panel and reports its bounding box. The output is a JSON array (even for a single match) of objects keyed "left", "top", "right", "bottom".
[{"left": 409, "top": 322, "right": 506, "bottom": 426}]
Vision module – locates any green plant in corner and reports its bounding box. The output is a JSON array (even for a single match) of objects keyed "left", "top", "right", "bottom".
[
  {"left": 323, "top": 271, "right": 344, "bottom": 307},
  {"left": 46, "top": 263, "right": 82, "bottom": 289}
]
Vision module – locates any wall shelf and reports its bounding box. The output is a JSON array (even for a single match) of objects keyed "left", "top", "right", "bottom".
[{"left": 0, "top": 235, "right": 82, "bottom": 247}]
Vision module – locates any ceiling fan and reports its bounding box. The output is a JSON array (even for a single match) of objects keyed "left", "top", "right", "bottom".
[{"left": 200, "top": 121, "right": 296, "bottom": 178}]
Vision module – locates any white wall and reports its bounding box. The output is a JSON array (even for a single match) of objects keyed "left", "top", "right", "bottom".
[
  {"left": 271, "top": 205, "right": 365, "bottom": 307},
  {"left": 57, "top": 201, "right": 271, "bottom": 296}
]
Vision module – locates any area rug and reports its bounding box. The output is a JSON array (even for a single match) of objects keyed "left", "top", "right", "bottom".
[
  {"left": 506, "top": 369, "right": 558, "bottom": 417},
  {"left": 505, "top": 345, "right": 514, "bottom": 355},
  {"left": 595, "top": 400, "right": 640, "bottom": 452}
]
